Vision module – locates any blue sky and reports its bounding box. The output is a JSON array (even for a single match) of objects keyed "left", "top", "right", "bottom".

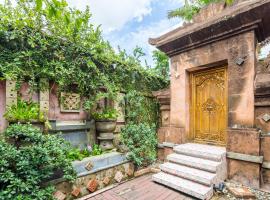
[{"left": 65, "top": 0, "right": 185, "bottom": 66}]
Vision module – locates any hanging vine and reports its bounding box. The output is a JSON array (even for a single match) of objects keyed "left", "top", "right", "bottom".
[{"left": 0, "top": 0, "right": 168, "bottom": 112}]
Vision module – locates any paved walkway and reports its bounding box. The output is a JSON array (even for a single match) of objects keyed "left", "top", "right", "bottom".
[{"left": 87, "top": 174, "right": 195, "bottom": 200}]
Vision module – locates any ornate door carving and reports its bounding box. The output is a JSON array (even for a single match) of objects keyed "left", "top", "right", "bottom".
[{"left": 190, "top": 67, "right": 227, "bottom": 146}]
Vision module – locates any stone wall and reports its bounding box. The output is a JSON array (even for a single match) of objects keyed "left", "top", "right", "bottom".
[
  {"left": 170, "top": 31, "right": 256, "bottom": 143},
  {"left": 255, "top": 54, "right": 270, "bottom": 190},
  {"left": 55, "top": 161, "right": 134, "bottom": 199}
]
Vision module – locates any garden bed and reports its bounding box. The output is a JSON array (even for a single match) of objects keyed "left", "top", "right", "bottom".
[{"left": 54, "top": 152, "right": 134, "bottom": 199}]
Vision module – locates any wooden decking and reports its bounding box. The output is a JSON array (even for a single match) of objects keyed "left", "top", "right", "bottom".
[{"left": 86, "top": 174, "right": 195, "bottom": 200}]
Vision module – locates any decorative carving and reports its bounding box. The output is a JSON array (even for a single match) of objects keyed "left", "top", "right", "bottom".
[
  {"left": 202, "top": 98, "right": 219, "bottom": 113},
  {"left": 191, "top": 68, "right": 227, "bottom": 145},
  {"left": 60, "top": 92, "right": 81, "bottom": 112},
  {"left": 262, "top": 114, "right": 270, "bottom": 122}
]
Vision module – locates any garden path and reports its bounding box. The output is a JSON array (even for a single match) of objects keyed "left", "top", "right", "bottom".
[{"left": 86, "top": 174, "right": 195, "bottom": 200}]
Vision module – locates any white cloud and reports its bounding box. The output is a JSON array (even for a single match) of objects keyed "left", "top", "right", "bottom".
[
  {"left": 260, "top": 44, "right": 270, "bottom": 59},
  {"left": 67, "top": 0, "right": 154, "bottom": 33},
  {"left": 108, "top": 18, "right": 182, "bottom": 66}
]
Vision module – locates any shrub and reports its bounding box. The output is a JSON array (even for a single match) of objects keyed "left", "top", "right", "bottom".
[
  {"left": 0, "top": 124, "right": 76, "bottom": 200},
  {"left": 4, "top": 98, "right": 44, "bottom": 122},
  {"left": 120, "top": 123, "right": 157, "bottom": 167},
  {"left": 92, "top": 108, "right": 118, "bottom": 120}
]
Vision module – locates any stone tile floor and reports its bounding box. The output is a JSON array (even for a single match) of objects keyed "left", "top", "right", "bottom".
[
  {"left": 86, "top": 174, "right": 195, "bottom": 200},
  {"left": 85, "top": 174, "right": 270, "bottom": 200}
]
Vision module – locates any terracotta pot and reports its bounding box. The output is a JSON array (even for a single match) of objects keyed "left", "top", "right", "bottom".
[{"left": 95, "top": 120, "right": 116, "bottom": 133}]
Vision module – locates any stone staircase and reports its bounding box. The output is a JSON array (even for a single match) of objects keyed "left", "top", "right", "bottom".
[{"left": 152, "top": 143, "right": 227, "bottom": 200}]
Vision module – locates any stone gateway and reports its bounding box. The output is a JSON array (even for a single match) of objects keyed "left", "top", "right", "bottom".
[{"left": 151, "top": 0, "right": 270, "bottom": 199}]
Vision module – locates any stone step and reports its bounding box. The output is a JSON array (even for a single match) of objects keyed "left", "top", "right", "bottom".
[
  {"left": 160, "top": 162, "right": 216, "bottom": 186},
  {"left": 152, "top": 172, "right": 213, "bottom": 200},
  {"left": 167, "top": 153, "right": 221, "bottom": 173},
  {"left": 173, "top": 143, "right": 226, "bottom": 162}
]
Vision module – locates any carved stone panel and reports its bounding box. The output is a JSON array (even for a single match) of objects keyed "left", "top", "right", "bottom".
[{"left": 60, "top": 92, "right": 81, "bottom": 112}]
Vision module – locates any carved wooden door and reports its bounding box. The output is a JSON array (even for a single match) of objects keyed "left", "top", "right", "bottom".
[{"left": 190, "top": 67, "right": 227, "bottom": 146}]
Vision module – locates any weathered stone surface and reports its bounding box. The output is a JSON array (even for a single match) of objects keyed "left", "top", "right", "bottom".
[
  {"left": 150, "top": 167, "right": 161, "bottom": 174},
  {"left": 227, "top": 128, "right": 260, "bottom": 156},
  {"left": 227, "top": 185, "right": 256, "bottom": 199},
  {"left": 103, "top": 177, "right": 110, "bottom": 186},
  {"left": 255, "top": 107, "right": 270, "bottom": 134},
  {"left": 71, "top": 187, "right": 81, "bottom": 197},
  {"left": 114, "top": 171, "right": 123, "bottom": 183},
  {"left": 85, "top": 162, "right": 93, "bottom": 171},
  {"left": 87, "top": 179, "right": 98, "bottom": 193},
  {"left": 228, "top": 159, "right": 260, "bottom": 189},
  {"left": 53, "top": 191, "right": 66, "bottom": 200},
  {"left": 134, "top": 167, "right": 151, "bottom": 177}
]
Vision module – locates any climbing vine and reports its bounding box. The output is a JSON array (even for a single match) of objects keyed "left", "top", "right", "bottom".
[
  {"left": 0, "top": 0, "right": 168, "bottom": 112},
  {"left": 168, "top": 0, "right": 235, "bottom": 21}
]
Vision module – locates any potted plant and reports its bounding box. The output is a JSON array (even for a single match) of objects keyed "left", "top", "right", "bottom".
[
  {"left": 92, "top": 108, "right": 118, "bottom": 132},
  {"left": 92, "top": 108, "right": 118, "bottom": 150}
]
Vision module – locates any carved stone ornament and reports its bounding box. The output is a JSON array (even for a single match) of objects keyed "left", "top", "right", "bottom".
[
  {"left": 60, "top": 92, "right": 81, "bottom": 112},
  {"left": 262, "top": 114, "right": 270, "bottom": 122}
]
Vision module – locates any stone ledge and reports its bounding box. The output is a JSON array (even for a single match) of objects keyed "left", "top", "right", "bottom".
[
  {"left": 262, "top": 162, "right": 270, "bottom": 169},
  {"left": 158, "top": 142, "right": 179, "bottom": 149},
  {"left": 227, "top": 152, "right": 263, "bottom": 164}
]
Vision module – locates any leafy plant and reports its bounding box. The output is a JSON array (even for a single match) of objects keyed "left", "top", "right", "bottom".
[
  {"left": 92, "top": 108, "right": 118, "bottom": 120},
  {"left": 125, "top": 91, "right": 159, "bottom": 126},
  {"left": 67, "top": 144, "right": 103, "bottom": 161},
  {"left": 0, "top": 0, "right": 168, "bottom": 112},
  {"left": 168, "top": 0, "right": 235, "bottom": 21},
  {"left": 0, "top": 123, "right": 76, "bottom": 200},
  {"left": 120, "top": 123, "right": 157, "bottom": 167},
  {"left": 91, "top": 144, "right": 103, "bottom": 156},
  {"left": 4, "top": 98, "right": 44, "bottom": 122}
]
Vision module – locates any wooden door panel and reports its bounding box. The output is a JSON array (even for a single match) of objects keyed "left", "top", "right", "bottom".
[{"left": 190, "top": 67, "right": 227, "bottom": 146}]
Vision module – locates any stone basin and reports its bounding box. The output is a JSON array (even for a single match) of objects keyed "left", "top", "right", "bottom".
[{"left": 72, "top": 152, "right": 128, "bottom": 177}]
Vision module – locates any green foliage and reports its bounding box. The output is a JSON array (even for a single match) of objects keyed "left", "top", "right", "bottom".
[
  {"left": 120, "top": 123, "right": 157, "bottom": 167},
  {"left": 91, "top": 144, "right": 103, "bottom": 156},
  {"left": 168, "top": 0, "right": 235, "bottom": 21},
  {"left": 92, "top": 108, "right": 118, "bottom": 120},
  {"left": 4, "top": 98, "right": 44, "bottom": 122},
  {"left": 125, "top": 91, "right": 159, "bottom": 126},
  {"left": 151, "top": 50, "right": 170, "bottom": 81},
  {"left": 0, "top": 0, "right": 168, "bottom": 111},
  {"left": 67, "top": 144, "right": 103, "bottom": 161},
  {"left": 0, "top": 123, "right": 76, "bottom": 200},
  {"left": 66, "top": 148, "right": 90, "bottom": 161}
]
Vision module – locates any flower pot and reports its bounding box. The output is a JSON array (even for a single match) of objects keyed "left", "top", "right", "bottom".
[{"left": 95, "top": 120, "right": 116, "bottom": 133}]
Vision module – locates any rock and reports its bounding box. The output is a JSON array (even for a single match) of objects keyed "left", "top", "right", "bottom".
[
  {"left": 53, "top": 191, "right": 66, "bottom": 200},
  {"left": 85, "top": 161, "right": 93, "bottom": 171},
  {"left": 114, "top": 171, "right": 124, "bottom": 183},
  {"left": 150, "top": 167, "right": 161, "bottom": 173},
  {"left": 124, "top": 163, "right": 134, "bottom": 176},
  {"left": 103, "top": 177, "right": 110, "bottom": 186},
  {"left": 87, "top": 179, "right": 98, "bottom": 193},
  {"left": 227, "top": 185, "right": 256, "bottom": 199},
  {"left": 134, "top": 167, "right": 151, "bottom": 177},
  {"left": 71, "top": 187, "right": 81, "bottom": 197}
]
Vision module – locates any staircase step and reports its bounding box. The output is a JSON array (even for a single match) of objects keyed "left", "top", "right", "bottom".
[
  {"left": 167, "top": 153, "right": 221, "bottom": 173},
  {"left": 152, "top": 172, "right": 213, "bottom": 200},
  {"left": 160, "top": 162, "right": 216, "bottom": 186},
  {"left": 174, "top": 143, "right": 226, "bottom": 162}
]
